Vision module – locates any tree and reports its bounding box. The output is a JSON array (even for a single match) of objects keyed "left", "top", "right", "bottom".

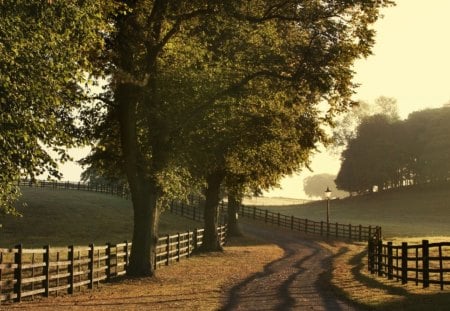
[
  {"left": 83, "top": 0, "right": 394, "bottom": 276},
  {"left": 303, "top": 174, "right": 348, "bottom": 198},
  {"left": 331, "top": 96, "right": 399, "bottom": 153},
  {"left": 0, "top": 0, "right": 111, "bottom": 214},
  {"left": 404, "top": 106, "right": 450, "bottom": 184},
  {"left": 336, "top": 114, "right": 404, "bottom": 193}
]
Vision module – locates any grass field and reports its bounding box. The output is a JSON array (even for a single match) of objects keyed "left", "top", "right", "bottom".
[
  {"left": 251, "top": 183, "right": 450, "bottom": 238},
  {"left": 0, "top": 187, "right": 202, "bottom": 247}
]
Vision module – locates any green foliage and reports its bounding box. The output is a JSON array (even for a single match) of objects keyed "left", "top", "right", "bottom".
[
  {"left": 336, "top": 105, "right": 450, "bottom": 194},
  {"left": 303, "top": 174, "right": 348, "bottom": 199},
  {"left": 0, "top": 0, "right": 112, "bottom": 214},
  {"left": 73, "top": 0, "right": 393, "bottom": 273}
]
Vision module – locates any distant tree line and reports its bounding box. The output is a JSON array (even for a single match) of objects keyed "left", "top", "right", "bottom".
[
  {"left": 303, "top": 173, "right": 348, "bottom": 199},
  {"left": 336, "top": 105, "right": 450, "bottom": 194}
]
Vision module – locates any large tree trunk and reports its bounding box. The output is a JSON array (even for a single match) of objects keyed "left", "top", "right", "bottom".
[
  {"left": 227, "top": 190, "right": 243, "bottom": 237},
  {"left": 127, "top": 184, "right": 160, "bottom": 276},
  {"left": 200, "top": 171, "right": 225, "bottom": 252},
  {"left": 116, "top": 83, "right": 161, "bottom": 276}
]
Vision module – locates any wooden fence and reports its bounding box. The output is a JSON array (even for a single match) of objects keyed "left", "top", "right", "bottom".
[
  {"left": 368, "top": 238, "right": 450, "bottom": 290},
  {"left": 0, "top": 226, "right": 226, "bottom": 303},
  {"left": 169, "top": 197, "right": 380, "bottom": 242},
  {"left": 19, "top": 180, "right": 131, "bottom": 199},
  {"left": 239, "top": 205, "right": 381, "bottom": 242}
]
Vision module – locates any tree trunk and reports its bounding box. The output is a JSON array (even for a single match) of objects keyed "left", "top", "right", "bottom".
[
  {"left": 127, "top": 186, "right": 160, "bottom": 276},
  {"left": 200, "top": 171, "right": 225, "bottom": 252},
  {"left": 116, "top": 83, "right": 161, "bottom": 276},
  {"left": 227, "top": 191, "right": 243, "bottom": 237}
]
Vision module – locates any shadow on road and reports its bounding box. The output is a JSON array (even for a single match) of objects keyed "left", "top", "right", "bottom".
[{"left": 221, "top": 224, "right": 359, "bottom": 310}]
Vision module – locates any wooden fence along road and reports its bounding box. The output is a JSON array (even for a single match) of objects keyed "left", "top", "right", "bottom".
[
  {"left": 368, "top": 238, "right": 450, "bottom": 290},
  {"left": 238, "top": 205, "right": 381, "bottom": 242},
  {"left": 3, "top": 180, "right": 381, "bottom": 304},
  {"left": 169, "top": 199, "right": 381, "bottom": 242},
  {"left": 0, "top": 227, "right": 226, "bottom": 303}
]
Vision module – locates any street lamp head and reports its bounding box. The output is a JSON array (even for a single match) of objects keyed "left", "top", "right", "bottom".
[{"left": 325, "top": 187, "right": 332, "bottom": 198}]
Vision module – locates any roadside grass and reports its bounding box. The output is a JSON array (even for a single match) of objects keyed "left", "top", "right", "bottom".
[
  {"left": 320, "top": 238, "right": 450, "bottom": 311},
  {"left": 2, "top": 235, "right": 284, "bottom": 310},
  {"left": 0, "top": 187, "right": 201, "bottom": 247},
  {"left": 254, "top": 184, "right": 450, "bottom": 237}
]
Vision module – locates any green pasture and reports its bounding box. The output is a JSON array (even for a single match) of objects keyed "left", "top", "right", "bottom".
[
  {"left": 254, "top": 184, "right": 450, "bottom": 238},
  {"left": 0, "top": 187, "right": 201, "bottom": 248}
]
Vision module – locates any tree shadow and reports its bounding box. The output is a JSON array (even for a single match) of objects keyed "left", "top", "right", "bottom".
[
  {"left": 323, "top": 245, "right": 450, "bottom": 311},
  {"left": 221, "top": 232, "right": 355, "bottom": 310}
]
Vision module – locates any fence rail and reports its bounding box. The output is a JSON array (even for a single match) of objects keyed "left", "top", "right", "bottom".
[
  {"left": 368, "top": 238, "right": 450, "bottom": 290},
  {"left": 18, "top": 180, "right": 130, "bottom": 199},
  {"left": 239, "top": 205, "right": 380, "bottom": 242},
  {"left": 0, "top": 226, "right": 226, "bottom": 303}
]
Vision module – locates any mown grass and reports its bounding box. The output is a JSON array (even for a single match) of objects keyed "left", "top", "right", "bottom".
[
  {"left": 257, "top": 183, "right": 450, "bottom": 237},
  {"left": 0, "top": 187, "right": 202, "bottom": 248}
]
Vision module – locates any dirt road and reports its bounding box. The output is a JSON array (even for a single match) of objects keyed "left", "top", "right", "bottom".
[{"left": 221, "top": 223, "right": 361, "bottom": 311}]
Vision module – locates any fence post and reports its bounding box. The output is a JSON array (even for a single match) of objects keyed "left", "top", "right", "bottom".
[
  {"left": 335, "top": 222, "right": 339, "bottom": 238},
  {"left": 423, "top": 240, "right": 429, "bottom": 288},
  {"left": 193, "top": 229, "right": 198, "bottom": 250},
  {"left": 277, "top": 213, "right": 280, "bottom": 226},
  {"left": 253, "top": 206, "right": 256, "bottom": 219},
  {"left": 89, "top": 244, "right": 95, "bottom": 289},
  {"left": 14, "top": 244, "right": 23, "bottom": 302},
  {"left": 124, "top": 240, "right": 129, "bottom": 271},
  {"left": 401, "top": 242, "right": 408, "bottom": 284},
  {"left": 43, "top": 245, "right": 50, "bottom": 297},
  {"left": 166, "top": 235, "right": 170, "bottom": 266},
  {"left": 264, "top": 210, "right": 268, "bottom": 223},
  {"left": 439, "top": 244, "right": 444, "bottom": 290},
  {"left": 106, "top": 243, "right": 111, "bottom": 281},
  {"left": 187, "top": 230, "right": 191, "bottom": 257},
  {"left": 320, "top": 221, "right": 324, "bottom": 236},
  {"left": 368, "top": 238, "right": 375, "bottom": 273},
  {"left": 348, "top": 224, "right": 352, "bottom": 240},
  {"left": 359, "top": 225, "right": 362, "bottom": 241},
  {"left": 387, "top": 242, "right": 393, "bottom": 280},
  {"left": 377, "top": 239, "right": 383, "bottom": 276},
  {"left": 177, "top": 233, "right": 181, "bottom": 262},
  {"left": 368, "top": 226, "right": 372, "bottom": 240},
  {"left": 290, "top": 216, "right": 294, "bottom": 230},
  {"left": 305, "top": 219, "right": 308, "bottom": 233},
  {"left": 68, "top": 245, "right": 74, "bottom": 294}
]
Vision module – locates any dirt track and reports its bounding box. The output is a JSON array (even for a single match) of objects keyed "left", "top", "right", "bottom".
[{"left": 221, "top": 223, "right": 361, "bottom": 311}]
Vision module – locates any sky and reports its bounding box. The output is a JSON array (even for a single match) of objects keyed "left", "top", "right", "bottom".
[
  {"left": 59, "top": 1, "right": 450, "bottom": 199},
  {"left": 265, "top": 0, "right": 450, "bottom": 199}
]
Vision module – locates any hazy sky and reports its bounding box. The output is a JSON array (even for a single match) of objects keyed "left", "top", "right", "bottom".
[
  {"left": 60, "top": 1, "right": 450, "bottom": 199},
  {"left": 266, "top": 0, "right": 450, "bottom": 199}
]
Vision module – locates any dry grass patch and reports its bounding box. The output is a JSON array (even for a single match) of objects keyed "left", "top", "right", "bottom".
[
  {"left": 2, "top": 236, "right": 283, "bottom": 310},
  {"left": 320, "top": 240, "right": 450, "bottom": 310}
]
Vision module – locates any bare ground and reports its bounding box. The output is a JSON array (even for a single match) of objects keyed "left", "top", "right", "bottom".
[{"left": 1, "top": 222, "right": 362, "bottom": 310}]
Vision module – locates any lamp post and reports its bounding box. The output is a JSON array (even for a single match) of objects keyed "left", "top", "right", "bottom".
[{"left": 325, "top": 187, "right": 332, "bottom": 225}]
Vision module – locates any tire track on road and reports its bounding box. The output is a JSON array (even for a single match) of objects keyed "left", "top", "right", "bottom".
[{"left": 221, "top": 223, "right": 362, "bottom": 311}]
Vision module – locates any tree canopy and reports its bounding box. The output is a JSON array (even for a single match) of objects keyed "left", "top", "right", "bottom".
[
  {"left": 303, "top": 173, "right": 348, "bottom": 198},
  {"left": 0, "top": 0, "right": 111, "bottom": 214},
  {"left": 2, "top": 0, "right": 394, "bottom": 276},
  {"left": 336, "top": 105, "right": 450, "bottom": 194}
]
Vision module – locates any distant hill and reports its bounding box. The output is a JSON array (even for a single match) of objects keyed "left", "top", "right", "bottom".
[
  {"left": 0, "top": 187, "right": 201, "bottom": 247},
  {"left": 248, "top": 183, "right": 450, "bottom": 238},
  {"left": 242, "top": 196, "right": 313, "bottom": 206}
]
